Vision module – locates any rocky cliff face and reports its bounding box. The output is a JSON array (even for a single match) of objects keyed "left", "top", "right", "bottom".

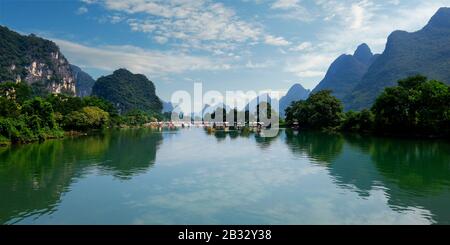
[{"left": 0, "top": 26, "right": 76, "bottom": 95}]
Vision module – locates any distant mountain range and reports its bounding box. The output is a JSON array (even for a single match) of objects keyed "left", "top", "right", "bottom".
[
  {"left": 313, "top": 7, "right": 450, "bottom": 111},
  {"left": 279, "top": 84, "right": 310, "bottom": 117},
  {"left": 312, "top": 43, "right": 378, "bottom": 105},
  {"left": 345, "top": 7, "right": 450, "bottom": 110}
]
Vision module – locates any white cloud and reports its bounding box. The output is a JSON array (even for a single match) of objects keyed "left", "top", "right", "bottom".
[
  {"left": 270, "top": 0, "right": 313, "bottom": 21},
  {"left": 290, "top": 42, "right": 313, "bottom": 52},
  {"left": 154, "top": 36, "right": 169, "bottom": 44},
  {"left": 87, "top": 0, "right": 262, "bottom": 52},
  {"left": 81, "top": 0, "right": 96, "bottom": 4},
  {"left": 76, "top": 6, "right": 88, "bottom": 15},
  {"left": 265, "top": 35, "right": 290, "bottom": 46},
  {"left": 285, "top": 54, "right": 333, "bottom": 80},
  {"left": 271, "top": 0, "right": 300, "bottom": 10},
  {"left": 350, "top": 4, "right": 365, "bottom": 29},
  {"left": 53, "top": 38, "right": 231, "bottom": 78},
  {"left": 245, "top": 60, "right": 273, "bottom": 69},
  {"left": 109, "top": 15, "right": 125, "bottom": 24}
]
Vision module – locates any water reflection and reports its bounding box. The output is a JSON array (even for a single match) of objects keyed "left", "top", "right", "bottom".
[
  {"left": 0, "top": 129, "right": 163, "bottom": 224},
  {"left": 283, "top": 131, "right": 450, "bottom": 223},
  {"left": 96, "top": 129, "right": 163, "bottom": 179},
  {"left": 345, "top": 135, "right": 450, "bottom": 224},
  {"left": 284, "top": 129, "right": 344, "bottom": 165},
  {"left": 1, "top": 128, "right": 449, "bottom": 224}
]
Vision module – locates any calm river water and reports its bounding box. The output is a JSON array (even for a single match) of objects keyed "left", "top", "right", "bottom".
[{"left": 1, "top": 128, "right": 449, "bottom": 224}]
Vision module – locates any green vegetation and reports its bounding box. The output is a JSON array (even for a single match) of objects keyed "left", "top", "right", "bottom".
[
  {"left": 372, "top": 75, "right": 450, "bottom": 137},
  {"left": 64, "top": 106, "right": 110, "bottom": 131},
  {"left": 286, "top": 75, "right": 450, "bottom": 138},
  {"left": 92, "top": 69, "right": 162, "bottom": 115},
  {"left": 285, "top": 90, "right": 343, "bottom": 130},
  {"left": 119, "top": 109, "right": 161, "bottom": 127},
  {"left": 0, "top": 26, "right": 58, "bottom": 82},
  {"left": 1, "top": 26, "right": 76, "bottom": 96},
  {"left": 0, "top": 80, "right": 148, "bottom": 145},
  {"left": 341, "top": 109, "right": 374, "bottom": 133}
]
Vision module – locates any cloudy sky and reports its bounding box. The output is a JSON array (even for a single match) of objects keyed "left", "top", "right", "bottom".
[{"left": 1, "top": 0, "right": 449, "bottom": 100}]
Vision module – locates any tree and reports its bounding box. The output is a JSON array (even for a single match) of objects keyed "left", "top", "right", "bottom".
[
  {"left": 341, "top": 109, "right": 374, "bottom": 133},
  {"left": 64, "top": 106, "right": 110, "bottom": 131},
  {"left": 21, "top": 97, "right": 56, "bottom": 129},
  {"left": 0, "top": 97, "right": 20, "bottom": 118},
  {"left": 285, "top": 90, "right": 343, "bottom": 130},
  {"left": 46, "top": 94, "right": 83, "bottom": 116},
  {"left": 82, "top": 96, "right": 117, "bottom": 115},
  {"left": 0, "top": 81, "right": 32, "bottom": 103},
  {"left": 372, "top": 75, "right": 450, "bottom": 136},
  {"left": 122, "top": 109, "right": 151, "bottom": 126}
]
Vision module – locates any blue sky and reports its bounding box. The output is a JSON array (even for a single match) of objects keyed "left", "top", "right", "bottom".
[{"left": 1, "top": 0, "right": 449, "bottom": 101}]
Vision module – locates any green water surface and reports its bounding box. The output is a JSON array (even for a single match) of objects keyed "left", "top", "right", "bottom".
[{"left": 1, "top": 128, "right": 449, "bottom": 224}]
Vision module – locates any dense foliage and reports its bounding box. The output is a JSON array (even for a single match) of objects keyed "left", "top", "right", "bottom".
[
  {"left": 64, "top": 107, "right": 110, "bottom": 131},
  {"left": 286, "top": 75, "right": 450, "bottom": 138},
  {"left": 92, "top": 69, "right": 163, "bottom": 115},
  {"left": 341, "top": 109, "right": 374, "bottom": 133},
  {"left": 119, "top": 109, "right": 161, "bottom": 127},
  {"left": 285, "top": 90, "right": 343, "bottom": 130},
  {"left": 372, "top": 75, "right": 450, "bottom": 137},
  {"left": 0, "top": 82, "right": 113, "bottom": 144}
]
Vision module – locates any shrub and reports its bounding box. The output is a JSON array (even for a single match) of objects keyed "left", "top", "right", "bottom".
[{"left": 64, "top": 106, "right": 110, "bottom": 131}]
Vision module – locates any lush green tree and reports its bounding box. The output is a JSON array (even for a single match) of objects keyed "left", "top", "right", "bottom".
[
  {"left": 121, "top": 110, "right": 152, "bottom": 126},
  {"left": 82, "top": 96, "right": 117, "bottom": 115},
  {"left": 372, "top": 75, "right": 450, "bottom": 136},
  {"left": 30, "top": 81, "right": 50, "bottom": 98},
  {"left": 0, "top": 97, "right": 20, "bottom": 118},
  {"left": 64, "top": 106, "right": 110, "bottom": 131},
  {"left": 0, "top": 81, "right": 32, "bottom": 103},
  {"left": 285, "top": 90, "right": 343, "bottom": 130},
  {"left": 46, "top": 94, "right": 83, "bottom": 116},
  {"left": 341, "top": 109, "right": 375, "bottom": 133},
  {"left": 21, "top": 97, "right": 56, "bottom": 129}
]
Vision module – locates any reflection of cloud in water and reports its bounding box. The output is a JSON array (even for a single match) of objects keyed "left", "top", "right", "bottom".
[
  {"left": 128, "top": 129, "right": 437, "bottom": 224},
  {"left": 2, "top": 128, "right": 448, "bottom": 224}
]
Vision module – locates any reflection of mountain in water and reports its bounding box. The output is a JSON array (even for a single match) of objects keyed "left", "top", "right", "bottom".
[
  {"left": 0, "top": 129, "right": 163, "bottom": 224},
  {"left": 97, "top": 129, "right": 163, "bottom": 179},
  {"left": 284, "top": 130, "right": 450, "bottom": 224},
  {"left": 354, "top": 136, "right": 450, "bottom": 224}
]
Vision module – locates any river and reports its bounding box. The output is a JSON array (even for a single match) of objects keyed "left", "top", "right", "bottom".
[{"left": 1, "top": 128, "right": 449, "bottom": 224}]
